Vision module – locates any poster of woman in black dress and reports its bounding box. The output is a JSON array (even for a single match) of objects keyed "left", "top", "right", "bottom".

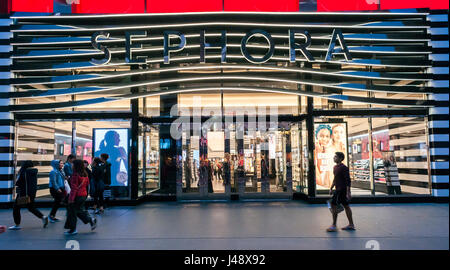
[{"left": 94, "top": 129, "right": 129, "bottom": 187}]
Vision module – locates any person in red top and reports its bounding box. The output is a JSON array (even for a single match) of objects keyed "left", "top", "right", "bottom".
[
  {"left": 64, "top": 159, "right": 97, "bottom": 235},
  {"left": 327, "top": 152, "right": 355, "bottom": 232}
]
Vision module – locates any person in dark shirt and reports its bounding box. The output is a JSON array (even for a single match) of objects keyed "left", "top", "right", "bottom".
[
  {"left": 100, "top": 153, "right": 112, "bottom": 206},
  {"left": 100, "top": 153, "right": 112, "bottom": 186},
  {"left": 327, "top": 152, "right": 355, "bottom": 232},
  {"left": 9, "top": 160, "right": 48, "bottom": 230},
  {"left": 91, "top": 157, "right": 106, "bottom": 214},
  {"left": 84, "top": 160, "right": 93, "bottom": 195},
  {"left": 63, "top": 154, "right": 75, "bottom": 180}
]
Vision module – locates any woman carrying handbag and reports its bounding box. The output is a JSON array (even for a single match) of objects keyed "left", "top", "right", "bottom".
[
  {"left": 9, "top": 160, "right": 48, "bottom": 230},
  {"left": 64, "top": 159, "right": 97, "bottom": 235}
]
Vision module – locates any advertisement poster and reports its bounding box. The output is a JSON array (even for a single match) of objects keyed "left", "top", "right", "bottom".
[
  {"left": 268, "top": 133, "right": 276, "bottom": 159},
  {"left": 314, "top": 123, "right": 348, "bottom": 189},
  {"left": 93, "top": 128, "right": 130, "bottom": 187},
  {"left": 207, "top": 132, "right": 225, "bottom": 159}
]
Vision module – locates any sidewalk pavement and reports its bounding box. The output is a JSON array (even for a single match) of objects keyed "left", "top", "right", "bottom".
[{"left": 0, "top": 201, "right": 448, "bottom": 250}]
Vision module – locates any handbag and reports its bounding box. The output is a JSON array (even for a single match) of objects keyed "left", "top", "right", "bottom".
[{"left": 16, "top": 172, "right": 31, "bottom": 206}]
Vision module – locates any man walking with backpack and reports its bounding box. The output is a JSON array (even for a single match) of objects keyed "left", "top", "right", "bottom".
[{"left": 327, "top": 152, "right": 355, "bottom": 232}]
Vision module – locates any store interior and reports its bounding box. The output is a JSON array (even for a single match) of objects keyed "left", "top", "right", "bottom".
[{"left": 14, "top": 95, "right": 431, "bottom": 200}]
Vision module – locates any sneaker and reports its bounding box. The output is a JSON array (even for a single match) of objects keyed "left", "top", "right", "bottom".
[
  {"left": 90, "top": 217, "right": 97, "bottom": 231},
  {"left": 42, "top": 216, "right": 49, "bottom": 228},
  {"left": 326, "top": 226, "right": 338, "bottom": 232},
  {"left": 8, "top": 225, "right": 22, "bottom": 230},
  {"left": 341, "top": 225, "right": 356, "bottom": 231},
  {"left": 48, "top": 216, "right": 60, "bottom": 223},
  {"left": 64, "top": 229, "right": 78, "bottom": 236}
]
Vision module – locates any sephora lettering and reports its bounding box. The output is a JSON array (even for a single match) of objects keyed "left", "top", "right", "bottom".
[{"left": 90, "top": 29, "right": 352, "bottom": 65}]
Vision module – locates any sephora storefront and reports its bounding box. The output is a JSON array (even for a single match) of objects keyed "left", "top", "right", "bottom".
[{"left": 0, "top": 1, "right": 448, "bottom": 204}]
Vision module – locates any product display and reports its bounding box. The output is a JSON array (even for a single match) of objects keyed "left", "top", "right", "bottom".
[
  {"left": 353, "top": 159, "right": 370, "bottom": 181},
  {"left": 374, "top": 159, "right": 386, "bottom": 183}
]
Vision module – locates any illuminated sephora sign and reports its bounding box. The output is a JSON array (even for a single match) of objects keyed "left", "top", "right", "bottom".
[{"left": 90, "top": 29, "right": 352, "bottom": 65}]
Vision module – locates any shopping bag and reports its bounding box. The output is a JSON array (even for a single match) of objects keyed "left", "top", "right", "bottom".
[
  {"left": 64, "top": 180, "right": 71, "bottom": 195},
  {"left": 327, "top": 199, "right": 344, "bottom": 213}
]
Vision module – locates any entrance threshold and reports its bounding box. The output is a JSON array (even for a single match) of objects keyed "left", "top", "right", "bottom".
[
  {"left": 177, "top": 192, "right": 292, "bottom": 201},
  {"left": 239, "top": 193, "right": 292, "bottom": 200},
  {"left": 178, "top": 193, "right": 230, "bottom": 201}
]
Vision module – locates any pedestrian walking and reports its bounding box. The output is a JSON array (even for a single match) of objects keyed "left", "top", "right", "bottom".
[
  {"left": 9, "top": 160, "right": 48, "bottom": 230},
  {"left": 184, "top": 157, "right": 192, "bottom": 190},
  {"left": 207, "top": 159, "right": 214, "bottom": 193},
  {"left": 91, "top": 157, "right": 105, "bottom": 214},
  {"left": 217, "top": 161, "right": 223, "bottom": 181},
  {"left": 84, "top": 160, "right": 94, "bottom": 211},
  {"left": 100, "top": 153, "right": 111, "bottom": 207},
  {"left": 84, "top": 160, "right": 93, "bottom": 191},
  {"left": 222, "top": 154, "right": 231, "bottom": 186},
  {"left": 261, "top": 154, "right": 269, "bottom": 192},
  {"left": 64, "top": 159, "right": 97, "bottom": 235},
  {"left": 48, "top": 159, "right": 66, "bottom": 223},
  {"left": 213, "top": 162, "right": 218, "bottom": 181},
  {"left": 199, "top": 159, "right": 209, "bottom": 195},
  {"left": 327, "top": 152, "right": 355, "bottom": 232},
  {"left": 64, "top": 154, "right": 76, "bottom": 180}
]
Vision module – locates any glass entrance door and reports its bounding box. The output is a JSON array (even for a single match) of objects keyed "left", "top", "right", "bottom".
[
  {"left": 164, "top": 118, "right": 307, "bottom": 200},
  {"left": 180, "top": 121, "right": 229, "bottom": 200},
  {"left": 138, "top": 123, "right": 160, "bottom": 197},
  {"left": 232, "top": 121, "right": 297, "bottom": 199}
]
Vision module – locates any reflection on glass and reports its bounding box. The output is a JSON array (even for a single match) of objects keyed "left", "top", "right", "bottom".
[{"left": 373, "top": 117, "right": 430, "bottom": 195}]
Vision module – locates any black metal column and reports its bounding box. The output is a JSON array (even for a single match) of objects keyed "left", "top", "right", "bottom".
[
  {"left": 130, "top": 65, "right": 140, "bottom": 200},
  {"left": 306, "top": 97, "right": 316, "bottom": 198},
  {"left": 159, "top": 94, "right": 178, "bottom": 194},
  {"left": 302, "top": 61, "right": 316, "bottom": 198}
]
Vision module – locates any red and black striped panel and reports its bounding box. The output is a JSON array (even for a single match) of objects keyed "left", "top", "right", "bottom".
[{"left": 2, "top": 0, "right": 449, "bottom": 14}]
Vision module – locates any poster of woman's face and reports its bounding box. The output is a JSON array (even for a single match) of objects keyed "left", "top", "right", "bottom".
[
  {"left": 332, "top": 124, "right": 345, "bottom": 145},
  {"left": 314, "top": 123, "right": 348, "bottom": 188},
  {"left": 317, "top": 127, "right": 331, "bottom": 149}
]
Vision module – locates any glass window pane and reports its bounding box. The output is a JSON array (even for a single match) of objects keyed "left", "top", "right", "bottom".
[
  {"left": 77, "top": 120, "right": 131, "bottom": 199},
  {"left": 314, "top": 116, "right": 372, "bottom": 196},
  {"left": 372, "top": 117, "right": 430, "bottom": 195}
]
